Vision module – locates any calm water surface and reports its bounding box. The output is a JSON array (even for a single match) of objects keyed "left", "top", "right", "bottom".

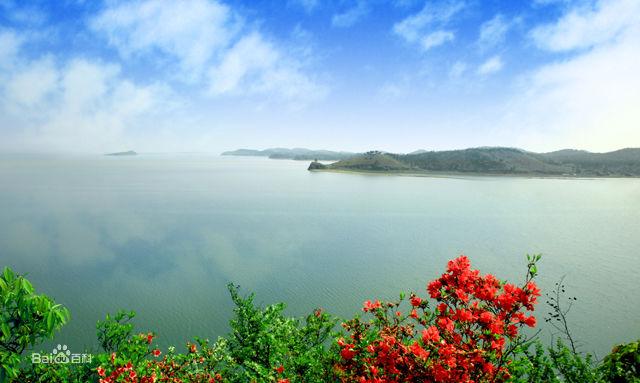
[{"left": 1, "top": 154, "right": 638, "bottom": 356}]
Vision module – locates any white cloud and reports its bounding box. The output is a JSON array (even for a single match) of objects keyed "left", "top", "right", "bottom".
[
  {"left": 449, "top": 61, "right": 467, "bottom": 78},
  {"left": 5, "top": 56, "right": 58, "bottom": 107},
  {"left": 530, "top": 0, "right": 640, "bottom": 51},
  {"left": 393, "top": 0, "right": 465, "bottom": 51},
  {"left": 91, "top": 0, "right": 326, "bottom": 105},
  {"left": 420, "top": 30, "right": 454, "bottom": 50},
  {"left": 0, "top": 39, "right": 171, "bottom": 153},
  {"left": 332, "top": 1, "right": 369, "bottom": 28},
  {"left": 208, "top": 33, "right": 327, "bottom": 105},
  {"left": 497, "top": 0, "right": 640, "bottom": 151},
  {"left": 477, "top": 55, "right": 503, "bottom": 75},
  {"left": 91, "top": 0, "right": 240, "bottom": 77},
  {"left": 0, "top": 29, "right": 22, "bottom": 68},
  {"left": 478, "top": 14, "right": 510, "bottom": 49}
]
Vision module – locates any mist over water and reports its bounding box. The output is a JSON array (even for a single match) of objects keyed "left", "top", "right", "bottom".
[{"left": 0, "top": 154, "right": 638, "bottom": 356}]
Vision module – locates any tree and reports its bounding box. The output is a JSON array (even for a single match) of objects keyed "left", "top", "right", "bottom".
[{"left": 0, "top": 267, "right": 69, "bottom": 381}]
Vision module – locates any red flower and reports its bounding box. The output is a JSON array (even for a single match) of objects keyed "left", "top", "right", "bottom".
[
  {"left": 479, "top": 311, "right": 494, "bottom": 324},
  {"left": 422, "top": 325, "right": 440, "bottom": 343},
  {"left": 483, "top": 362, "right": 495, "bottom": 374},
  {"left": 97, "top": 366, "right": 106, "bottom": 377},
  {"left": 363, "top": 299, "right": 382, "bottom": 312},
  {"left": 455, "top": 309, "right": 473, "bottom": 322},
  {"left": 147, "top": 332, "right": 154, "bottom": 344},
  {"left": 275, "top": 365, "right": 284, "bottom": 374},
  {"left": 152, "top": 349, "right": 161, "bottom": 357},
  {"left": 341, "top": 347, "right": 355, "bottom": 360},
  {"left": 410, "top": 341, "right": 430, "bottom": 360},
  {"left": 427, "top": 280, "right": 442, "bottom": 298},
  {"left": 335, "top": 255, "right": 540, "bottom": 383},
  {"left": 438, "top": 317, "right": 455, "bottom": 333},
  {"left": 489, "top": 319, "right": 505, "bottom": 335},
  {"left": 524, "top": 315, "right": 537, "bottom": 327}
]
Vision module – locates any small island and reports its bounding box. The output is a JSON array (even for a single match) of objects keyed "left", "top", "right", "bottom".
[
  {"left": 105, "top": 150, "right": 137, "bottom": 156},
  {"left": 308, "top": 147, "right": 640, "bottom": 177}
]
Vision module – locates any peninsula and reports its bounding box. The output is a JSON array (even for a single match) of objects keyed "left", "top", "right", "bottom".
[{"left": 308, "top": 147, "right": 640, "bottom": 177}]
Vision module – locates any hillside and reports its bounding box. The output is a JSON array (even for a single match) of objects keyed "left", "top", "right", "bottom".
[
  {"left": 309, "top": 151, "right": 410, "bottom": 171},
  {"left": 222, "top": 148, "right": 356, "bottom": 161},
  {"left": 309, "top": 147, "right": 640, "bottom": 177}
]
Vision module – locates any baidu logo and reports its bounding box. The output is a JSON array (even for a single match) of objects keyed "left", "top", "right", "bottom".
[{"left": 31, "top": 344, "right": 92, "bottom": 364}]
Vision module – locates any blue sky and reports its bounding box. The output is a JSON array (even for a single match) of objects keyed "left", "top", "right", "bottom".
[{"left": 0, "top": 0, "right": 638, "bottom": 153}]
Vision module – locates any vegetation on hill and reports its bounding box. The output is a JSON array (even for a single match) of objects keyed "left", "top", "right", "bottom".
[
  {"left": 222, "top": 148, "right": 357, "bottom": 161},
  {"left": 1, "top": 256, "right": 638, "bottom": 382},
  {"left": 309, "top": 151, "right": 410, "bottom": 171},
  {"left": 310, "top": 147, "right": 640, "bottom": 176}
]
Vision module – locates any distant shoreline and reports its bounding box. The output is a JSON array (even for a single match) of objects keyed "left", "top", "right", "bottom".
[{"left": 308, "top": 168, "right": 638, "bottom": 180}]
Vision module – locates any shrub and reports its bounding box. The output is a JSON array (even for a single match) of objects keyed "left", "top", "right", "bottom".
[
  {"left": 600, "top": 340, "right": 639, "bottom": 382},
  {"left": 333, "top": 254, "right": 542, "bottom": 382},
  {"left": 1, "top": 256, "right": 639, "bottom": 382},
  {"left": 0, "top": 267, "right": 70, "bottom": 381}
]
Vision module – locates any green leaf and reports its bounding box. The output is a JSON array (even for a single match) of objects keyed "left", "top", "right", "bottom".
[
  {"left": 46, "top": 311, "right": 54, "bottom": 332},
  {"left": 2, "top": 267, "right": 13, "bottom": 282},
  {"left": 21, "top": 278, "right": 34, "bottom": 294},
  {"left": 0, "top": 322, "right": 10, "bottom": 340}
]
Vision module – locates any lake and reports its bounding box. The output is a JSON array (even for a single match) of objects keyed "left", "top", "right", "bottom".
[{"left": 0, "top": 154, "right": 638, "bottom": 356}]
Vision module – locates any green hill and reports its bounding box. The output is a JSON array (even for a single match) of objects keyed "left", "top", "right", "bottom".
[{"left": 309, "top": 147, "right": 640, "bottom": 177}]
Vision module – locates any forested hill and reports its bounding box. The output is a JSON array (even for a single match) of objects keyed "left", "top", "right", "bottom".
[{"left": 308, "top": 147, "right": 640, "bottom": 176}]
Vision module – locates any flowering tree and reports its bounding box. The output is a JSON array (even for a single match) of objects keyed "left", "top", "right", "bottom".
[{"left": 335, "top": 254, "right": 542, "bottom": 382}]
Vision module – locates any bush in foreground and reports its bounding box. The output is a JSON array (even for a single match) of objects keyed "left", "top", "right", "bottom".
[{"left": 1, "top": 255, "right": 638, "bottom": 382}]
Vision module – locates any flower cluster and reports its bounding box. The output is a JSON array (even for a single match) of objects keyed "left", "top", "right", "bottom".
[
  {"left": 335, "top": 255, "right": 541, "bottom": 383},
  {"left": 96, "top": 336, "right": 224, "bottom": 383}
]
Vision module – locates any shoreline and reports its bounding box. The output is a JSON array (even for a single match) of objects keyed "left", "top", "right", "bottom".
[{"left": 308, "top": 168, "right": 639, "bottom": 180}]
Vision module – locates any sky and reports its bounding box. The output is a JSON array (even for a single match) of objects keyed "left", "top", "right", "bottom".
[{"left": 0, "top": 0, "right": 638, "bottom": 154}]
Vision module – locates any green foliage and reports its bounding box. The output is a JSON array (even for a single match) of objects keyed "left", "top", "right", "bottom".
[
  {"left": 217, "top": 283, "right": 338, "bottom": 382},
  {"left": 95, "top": 310, "right": 156, "bottom": 372},
  {"left": 0, "top": 267, "right": 69, "bottom": 381},
  {"left": 509, "top": 339, "right": 560, "bottom": 383},
  {"left": 97, "top": 310, "right": 139, "bottom": 354},
  {"left": 1, "top": 261, "right": 639, "bottom": 382},
  {"left": 509, "top": 338, "right": 607, "bottom": 383},
  {"left": 600, "top": 340, "right": 640, "bottom": 382},
  {"left": 15, "top": 360, "right": 95, "bottom": 383},
  {"left": 547, "top": 338, "right": 602, "bottom": 382}
]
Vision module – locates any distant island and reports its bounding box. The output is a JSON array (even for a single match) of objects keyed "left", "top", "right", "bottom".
[
  {"left": 222, "top": 148, "right": 356, "bottom": 161},
  {"left": 105, "top": 150, "right": 137, "bottom": 156},
  {"left": 308, "top": 147, "right": 640, "bottom": 177}
]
